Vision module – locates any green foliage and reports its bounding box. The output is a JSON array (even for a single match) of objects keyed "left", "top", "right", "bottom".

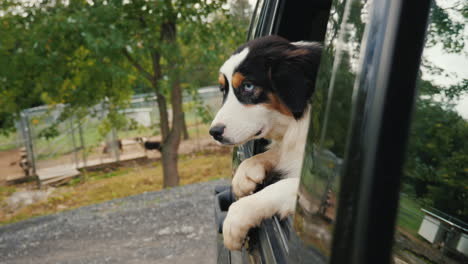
[
  {"left": 177, "top": 0, "right": 251, "bottom": 89},
  {"left": 97, "top": 107, "right": 128, "bottom": 137},
  {"left": 38, "top": 125, "right": 60, "bottom": 140},
  {"left": 428, "top": 2, "right": 465, "bottom": 53},
  {"left": 0, "top": 0, "right": 136, "bottom": 133},
  {"left": 403, "top": 96, "right": 468, "bottom": 222},
  {"left": 0, "top": 0, "right": 250, "bottom": 135},
  {"left": 310, "top": 34, "right": 356, "bottom": 158},
  {"left": 184, "top": 90, "right": 214, "bottom": 124},
  {"left": 405, "top": 2, "right": 468, "bottom": 221},
  {"left": 312, "top": 0, "right": 468, "bottom": 223}
]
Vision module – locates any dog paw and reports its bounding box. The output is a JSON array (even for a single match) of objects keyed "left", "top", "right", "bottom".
[
  {"left": 223, "top": 179, "right": 299, "bottom": 251},
  {"left": 232, "top": 157, "right": 267, "bottom": 198},
  {"left": 223, "top": 197, "right": 259, "bottom": 250}
]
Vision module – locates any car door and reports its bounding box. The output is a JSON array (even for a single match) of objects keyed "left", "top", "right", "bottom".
[
  {"left": 295, "top": 0, "right": 434, "bottom": 262},
  {"left": 216, "top": 0, "right": 437, "bottom": 263}
]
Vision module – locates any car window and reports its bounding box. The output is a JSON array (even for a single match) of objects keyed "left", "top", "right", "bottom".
[
  {"left": 293, "top": 0, "right": 370, "bottom": 257},
  {"left": 248, "top": 0, "right": 266, "bottom": 40},
  {"left": 392, "top": 1, "right": 468, "bottom": 263}
]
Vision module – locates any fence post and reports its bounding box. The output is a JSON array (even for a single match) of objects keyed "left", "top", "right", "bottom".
[
  {"left": 195, "top": 114, "right": 200, "bottom": 152},
  {"left": 15, "top": 121, "right": 22, "bottom": 149},
  {"left": 21, "top": 111, "right": 38, "bottom": 183},
  {"left": 182, "top": 112, "right": 189, "bottom": 140},
  {"left": 78, "top": 119, "right": 87, "bottom": 168},
  {"left": 69, "top": 116, "right": 79, "bottom": 169},
  {"left": 111, "top": 127, "right": 120, "bottom": 162}
]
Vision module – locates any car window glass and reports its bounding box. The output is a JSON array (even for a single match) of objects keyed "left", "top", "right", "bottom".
[
  {"left": 293, "top": 0, "right": 370, "bottom": 257},
  {"left": 392, "top": 1, "right": 468, "bottom": 263},
  {"left": 248, "top": 0, "right": 265, "bottom": 40}
]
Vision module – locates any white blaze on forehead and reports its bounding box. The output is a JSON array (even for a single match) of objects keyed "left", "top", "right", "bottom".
[
  {"left": 212, "top": 46, "right": 294, "bottom": 145},
  {"left": 212, "top": 47, "right": 263, "bottom": 144},
  {"left": 292, "top": 41, "right": 322, "bottom": 49},
  {"left": 215, "top": 48, "right": 249, "bottom": 121},
  {"left": 220, "top": 48, "right": 249, "bottom": 78},
  {"left": 292, "top": 41, "right": 313, "bottom": 47}
]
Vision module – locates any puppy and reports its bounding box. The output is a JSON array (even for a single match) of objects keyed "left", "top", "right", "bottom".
[
  {"left": 209, "top": 35, "right": 322, "bottom": 250},
  {"left": 135, "top": 137, "right": 163, "bottom": 152}
]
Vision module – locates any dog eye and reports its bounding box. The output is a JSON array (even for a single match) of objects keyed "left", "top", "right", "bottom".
[{"left": 242, "top": 82, "right": 255, "bottom": 92}]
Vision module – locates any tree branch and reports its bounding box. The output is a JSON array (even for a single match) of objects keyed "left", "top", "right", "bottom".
[{"left": 122, "top": 49, "right": 154, "bottom": 83}]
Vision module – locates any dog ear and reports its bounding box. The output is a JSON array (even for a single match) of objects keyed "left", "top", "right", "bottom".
[{"left": 269, "top": 42, "right": 322, "bottom": 119}]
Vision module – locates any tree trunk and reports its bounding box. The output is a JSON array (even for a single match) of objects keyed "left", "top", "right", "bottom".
[
  {"left": 162, "top": 75, "right": 183, "bottom": 187},
  {"left": 123, "top": 13, "right": 181, "bottom": 188},
  {"left": 149, "top": 49, "right": 170, "bottom": 141},
  {"left": 156, "top": 90, "right": 170, "bottom": 140},
  {"left": 182, "top": 112, "right": 189, "bottom": 140},
  {"left": 160, "top": 17, "right": 183, "bottom": 188}
]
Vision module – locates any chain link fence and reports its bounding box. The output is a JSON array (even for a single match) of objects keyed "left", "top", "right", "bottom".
[{"left": 1, "top": 87, "right": 220, "bottom": 183}]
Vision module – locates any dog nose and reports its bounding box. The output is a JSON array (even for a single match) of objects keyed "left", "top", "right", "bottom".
[{"left": 209, "top": 125, "right": 225, "bottom": 139}]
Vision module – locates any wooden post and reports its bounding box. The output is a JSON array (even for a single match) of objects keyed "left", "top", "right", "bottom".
[
  {"left": 111, "top": 128, "right": 120, "bottom": 163},
  {"left": 21, "top": 111, "right": 38, "bottom": 186},
  {"left": 78, "top": 120, "right": 87, "bottom": 168},
  {"left": 69, "top": 116, "right": 79, "bottom": 169}
]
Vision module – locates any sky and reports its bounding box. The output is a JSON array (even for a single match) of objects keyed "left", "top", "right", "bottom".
[
  {"left": 424, "top": 44, "right": 468, "bottom": 119},
  {"left": 422, "top": 0, "right": 468, "bottom": 119}
]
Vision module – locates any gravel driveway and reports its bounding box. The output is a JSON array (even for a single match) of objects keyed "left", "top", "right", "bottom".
[{"left": 0, "top": 179, "right": 229, "bottom": 264}]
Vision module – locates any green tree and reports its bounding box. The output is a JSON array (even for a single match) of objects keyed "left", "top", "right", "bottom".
[
  {"left": 403, "top": 96, "right": 468, "bottom": 221},
  {"left": 403, "top": 0, "right": 467, "bottom": 220},
  {"left": 0, "top": 0, "right": 246, "bottom": 187}
]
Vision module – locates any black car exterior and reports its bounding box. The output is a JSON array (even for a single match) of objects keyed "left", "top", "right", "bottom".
[{"left": 215, "top": 0, "right": 468, "bottom": 263}]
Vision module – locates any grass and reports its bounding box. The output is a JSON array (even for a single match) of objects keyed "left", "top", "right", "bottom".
[
  {"left": 0, "top": 132, "right": 21, "bottom": 151},
  {"left": 396, "top": 195, "right": 424, "bottom": 237},
  {"left": 0, "top": 148, "right": 231, "bottom": 226},
  {"left": 0, "top": 186, "right": 17, "bottom": 203},
  {"left": 187, "top": 123, "right": 210, "bottom": 138}
]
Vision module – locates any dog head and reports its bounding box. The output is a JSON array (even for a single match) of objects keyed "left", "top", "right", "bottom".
[{"left": 209, "top": 35, "right": 322, "bottom": 145}]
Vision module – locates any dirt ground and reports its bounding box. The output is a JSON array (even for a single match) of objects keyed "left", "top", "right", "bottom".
[{"left": 0, "top": 148, "right": 24, "bottom": 185}]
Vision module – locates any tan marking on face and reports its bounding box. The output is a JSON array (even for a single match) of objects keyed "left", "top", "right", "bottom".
[
  {"left": 252, "top": 86, "right": 263, "bottom": 98},
  {"left": 232, "top": 72, "right": 245, "bottom": 89},
  {"left": 218, "top": 74, "right": 225, "bottom": 87},
  {"left": 265, "top": 93, "right": 293, "bottom": 117}
]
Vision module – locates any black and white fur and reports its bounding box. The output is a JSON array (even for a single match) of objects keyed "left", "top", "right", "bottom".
[
  {"left": 209, "top": 35, "right": 322, "bottom": 250},
  {"left": 135, "top": 137, "right": 163, "bottom": 152}
]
